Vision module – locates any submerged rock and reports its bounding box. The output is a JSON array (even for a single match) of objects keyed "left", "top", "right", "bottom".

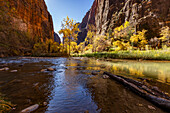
[
  {"left": 103, "top": 74, "right": 110, "bottom": 79},
  {"left": 20, "top": 104, "right": 39, "bottom": 113},
  {"left": 91, "top": 71, "right": 98, "bottom": 75},
  {"left": 10, "top": 70, "right": 18, "bottom": 73},
  {"left": 0, "top": 67, "right": 9, "bottom": 71},
  {"left": 84, "top": 110, "right": 89, "bottom": 113},
  {"left": 47, "top": 68, "right": 56, "bottom": 71},
  {"left": 148, "top": 105, "right": 156, "bottom": 110},
  {"left": 43, "top": 102, "right": 48, "bottom": 106},
  {"left": 41, "top": 69, "right": 47, "bottom": 72}
]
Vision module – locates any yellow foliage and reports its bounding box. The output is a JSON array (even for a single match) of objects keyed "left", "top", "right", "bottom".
[
  {"left": 59, "top": 16, "right": 80, "bottom": 54},
  {"left": 130, "top": 30, "right": 148, "bottom": 48},
  {"left": 113, "top": 40, "right": 130, "bottom": 51},
  {"left": 160, "top": 26, "right": 170, "bottom": 42}
]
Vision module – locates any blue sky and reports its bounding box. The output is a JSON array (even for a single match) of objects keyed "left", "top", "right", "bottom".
[{"left": 44, "top": 0, "right": 94, "bottom": 33}]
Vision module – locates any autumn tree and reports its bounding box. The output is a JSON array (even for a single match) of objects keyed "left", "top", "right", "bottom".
[
  {"left": 130, "top": 30, "right": 148, "bottom": 49},
  {"left": 160, "top": 26, "right": 170, "bottom": 46},
  {"left": 112, "top": 21, "right": 134, "bottom": 51},
  {"left": 59, "top": 16, "right": 80, "bottom": 55}
]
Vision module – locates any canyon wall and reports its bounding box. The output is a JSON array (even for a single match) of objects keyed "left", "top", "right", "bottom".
[
  {"left": 54, "top": 32, "right": 61, "bottom": 44},
  {"left": 78, "top": 0, "right": 170, "bottom": 43},
  {"left": 0, "top": 0, "right": 54, "bottom": 56}
]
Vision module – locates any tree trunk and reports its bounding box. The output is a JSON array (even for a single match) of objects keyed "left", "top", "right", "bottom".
[
  {"left": 69, "top": 37, "right": 71, "bottom": 56},
  {"left": 103, "top": 72, "right": 170, "bottom": 111}
]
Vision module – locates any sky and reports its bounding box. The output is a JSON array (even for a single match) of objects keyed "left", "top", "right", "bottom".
[{"left": 44, "top": 0, "right": 94, "bottom": 34}]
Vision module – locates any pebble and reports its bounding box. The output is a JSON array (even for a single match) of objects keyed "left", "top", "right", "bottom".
[
  {"left": 148, "top": 105, "right": 156, "bottom": 110},
  {"left": 137, "top": 103, "right": 143, "bottom": 107},
  {"left": 10, "top": 70, "right": 18, "bottom": 73},
  {"left": 47, "top": 67, "right": 56, "bottom": 71},
  {"left": 0, "top": 67, "right": 9, "bottom": 71},
  {"left": 41, "top": 69, "right": 47, "bottom": 72},
  {"left": 20, "top": 104, "right": 39, "bottom": 113},
  {"left": 103, "top": 75, "right": 110, "bottom": 79},
  {"left": 43, "top": 102, "right": 48, "bottom": 106},
  {"left": 33, "top": 83, "right": 39, "bottom": 87}
]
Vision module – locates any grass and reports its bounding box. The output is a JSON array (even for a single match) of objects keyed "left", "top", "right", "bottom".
[
  {"left": 72, "top": 49, "right": 170, "bottom": 61},
  {"left": 0, "top": 93, "right": 14, "bottom": 113}
]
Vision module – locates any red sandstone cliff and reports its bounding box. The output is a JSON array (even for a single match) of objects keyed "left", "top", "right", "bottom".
[
  {"left": 78, "top": 0, "right": 170, "bottom": 43},
  {"left": 0, "top": 0, "right": 54, "bottom": 56}
]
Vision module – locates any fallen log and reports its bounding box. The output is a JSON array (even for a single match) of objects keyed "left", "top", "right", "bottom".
[
  {"left": 103, "top": 72, "right": 170, "bottom": 111},
  {"left": 116, "top": 75, "right": 170, "bottom": 100}
]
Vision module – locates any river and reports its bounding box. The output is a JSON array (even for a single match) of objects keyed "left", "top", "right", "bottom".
[{"left": 0, "top": 57, "right": 169, "bottom": 113}]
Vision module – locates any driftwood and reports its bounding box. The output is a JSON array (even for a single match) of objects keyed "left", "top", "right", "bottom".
[{"left": 103, "top": 72, "right": 170, "bottom": 111}]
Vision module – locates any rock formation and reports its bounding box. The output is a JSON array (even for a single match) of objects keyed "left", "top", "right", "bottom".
[
  {"left": 78, "top": 0, "right": 170, "bottom": 43},
  {"left": 54, "top": 32, "right": 61, "bottom": 44},
  {"left": 0, "top": 0, "right": 54, "bottom": 56},
  {"left": 77, "top": 0, "right": 96, "bottom": 44}
]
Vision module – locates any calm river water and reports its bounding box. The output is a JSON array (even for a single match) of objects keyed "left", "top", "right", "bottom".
[{"left": 0, "top": 57, "right": 169, "bottom": 113}]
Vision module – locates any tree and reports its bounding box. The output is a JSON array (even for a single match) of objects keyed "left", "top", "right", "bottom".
[
  {"left": 112, "top": 21, "right": 133, "bottom": 51},
  {"left": 59, "top": 16, "right": 80, "bottom": 55},
  {"left": 160, "top": 26, "right": 170, "bottom": 46},
  {"left": 85, "top": 24, "right": 96, "bottom": 44},
  {"left": 130, "top": 30, "right": 148, "bottom": 49}
]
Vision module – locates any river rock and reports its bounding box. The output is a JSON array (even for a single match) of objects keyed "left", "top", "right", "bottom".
[
  {"left": 103, "top": 75, "right": 110, "bottom": 79},
  {"left": 43, "top": 102, "right": 48, "bottom": 106},
  {"left": 10, "top": 70, "right": 18, "bottom": 73},
  {"left": 84, "top": 110, "right": 89, "bottom": 113},
  {"left": 20, "top": 104, "right": 39, "bottom": 113},
  {"left": 41, "top": 69, "right": 47, "bottom": 72},
  {"left": 33, "top": 83, "right": 39, "bottom": 87},
  {"left": 148, "top": 105, "right": 156, "bottom": 110},
  {"left": 47, "top": 68, "right": 56, "bottom": 71},
  {"left": 92, "top": 71, "right": 98, "bottom": 75},
  {"left": 0, "top": 67, "right": 9, "bottom": 71},
  {"left": 137, "top": 103, "right": 143, "bottom": 107}
]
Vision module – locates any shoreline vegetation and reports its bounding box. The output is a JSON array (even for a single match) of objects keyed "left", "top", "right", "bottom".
[
  {"left": 1, "top": 49, "right": 170, "bottom": 61},
  {"left": 72, "top": 49, "right": 170, "bottom": 61},
  {"left": 0, "top": 93, "right": 14, "bottom": 112}
]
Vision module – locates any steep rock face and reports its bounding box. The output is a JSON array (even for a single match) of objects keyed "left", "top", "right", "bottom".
[
  {"left": 78, "top": 0, "right": 170, "bottom": 43},
  {"left": 107, "top": 0, "right": 170, "bottom": 39},
  {"left": 5, "top": 0, "right": 54, "bottom": 39},
  {"left": 77, "top": 0, "right": 96, "bottom": 44},
  {"left": 54, "top": 32, "right": 61, "bottom": 44},
  {"left": 0, "top": 0, "right": 54, "bottom": 56}
]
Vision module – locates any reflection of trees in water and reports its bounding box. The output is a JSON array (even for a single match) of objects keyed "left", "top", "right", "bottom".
[
  {"left": 103, "top": 62, "right": 170, "bottom": 83},
  {"left": 79, "top": 58, "right": 170, "bottom": 83}
]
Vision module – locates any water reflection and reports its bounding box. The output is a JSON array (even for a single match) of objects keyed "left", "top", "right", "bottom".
[
  {"left": 84, "top": 59, "right": 170, "bottom": 84},
  {"left": 46, "top": 58, "right": 99, "bottom": 113},
  {"left": 0, "top": 57, "right": 169, "bottom": 113}
]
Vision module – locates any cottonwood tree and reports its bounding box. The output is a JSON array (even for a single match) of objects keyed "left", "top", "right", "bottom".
[{"left": 59, "top": 16, "right": 80, "bottom": 55}]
